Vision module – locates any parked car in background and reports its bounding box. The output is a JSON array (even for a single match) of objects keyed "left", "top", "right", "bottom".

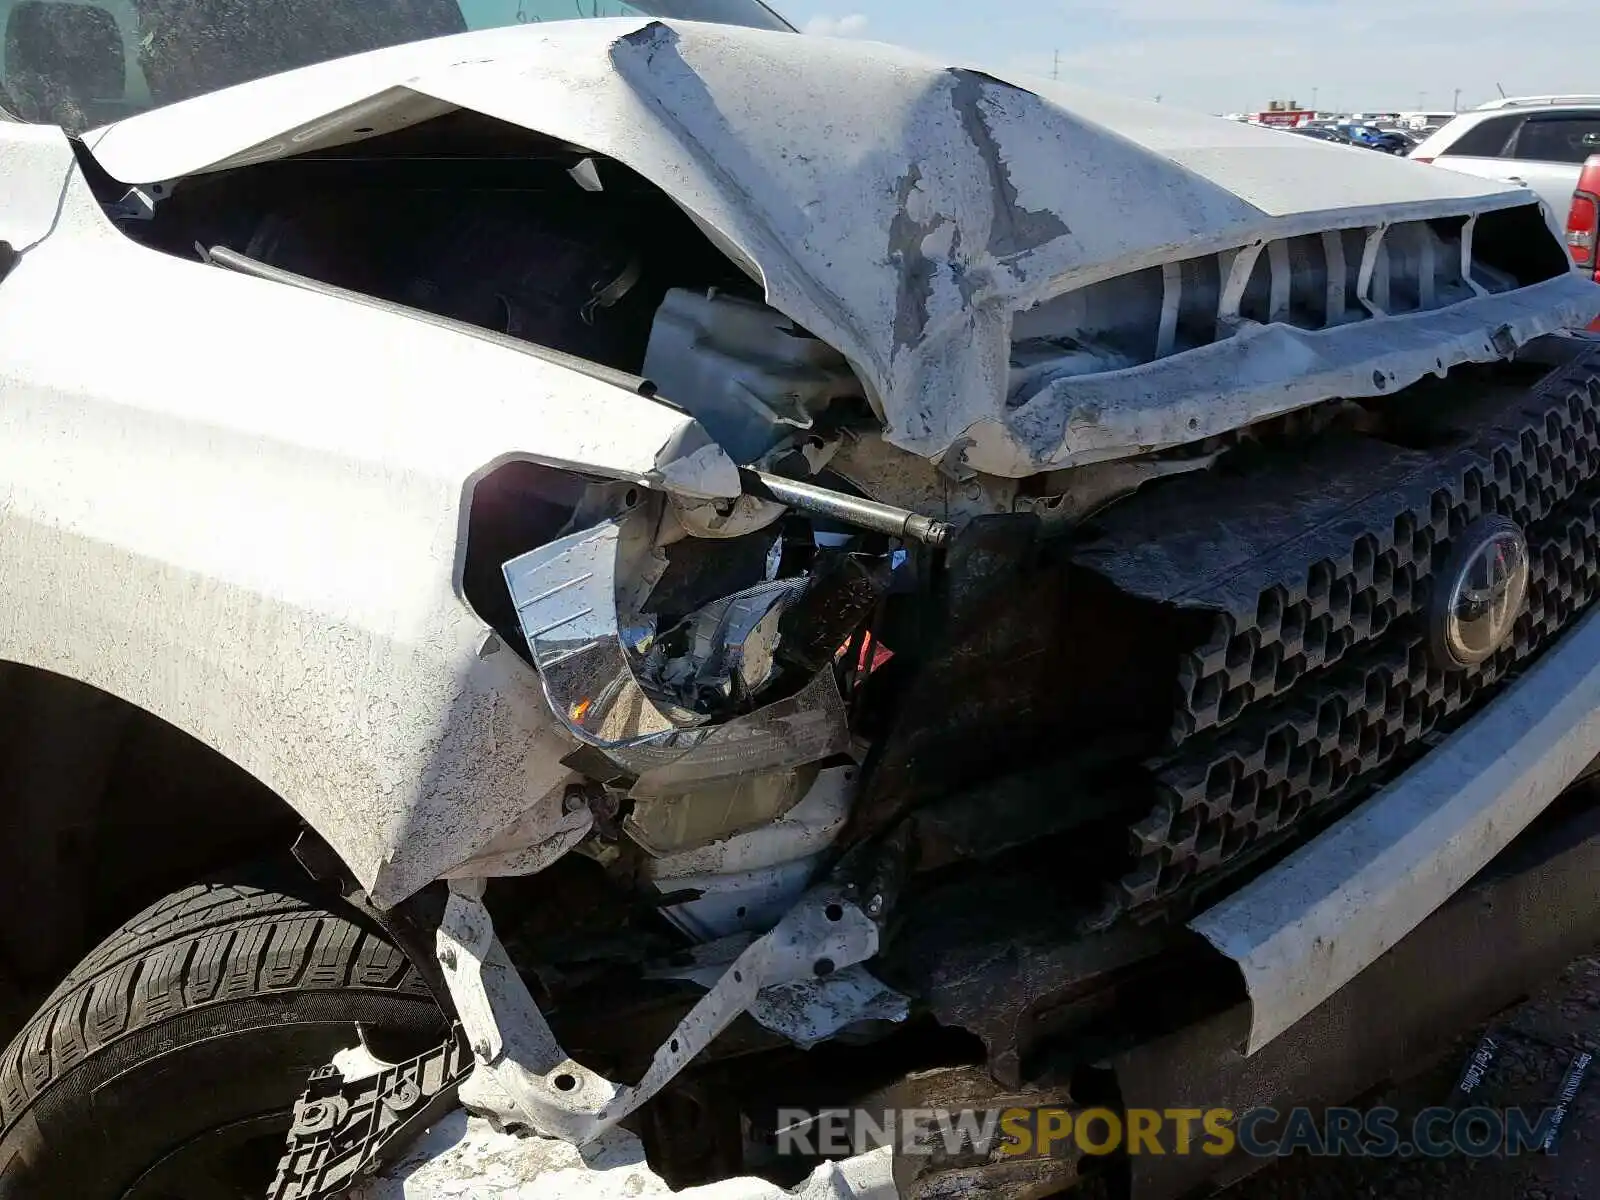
[
  {"left": 1399, "top": 111, "right": 1459, "bottom": 133},
  {"left": 1412, "top": 96, "right": 1600, "bottom": 219},
  {"left": 1336, "top": 123, "right": 1412, "bottom": 154},
  {"left": 1564, "top": 156, "right": 1600, "bottom": 318},
  {"left": 1286, "top": 124, "right": 1349, "bottom": 143}
]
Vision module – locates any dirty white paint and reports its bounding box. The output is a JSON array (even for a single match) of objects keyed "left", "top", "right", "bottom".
[
  {"left": 438, "top": 788, "right": 594, "bottom": 881},
  {"left": 0, "top": 148, "right": 736, "bottom": 907},
  {"left": 0, "top": 124, "right": 78, "bottom": 248},
  {"left": 83, "top": 19, "right": 1582, "bottom": 477},
  {"left": 356, "top": 1113, "right": 896, "bottom": 1199},
  {"left": 1191, "top": 604, "right": 1600, "bottom": 1054}
]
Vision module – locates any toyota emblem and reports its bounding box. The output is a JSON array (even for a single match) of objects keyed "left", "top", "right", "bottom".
[{"left": 1427, "top": 514, "right": 1530, "bottom": 670}]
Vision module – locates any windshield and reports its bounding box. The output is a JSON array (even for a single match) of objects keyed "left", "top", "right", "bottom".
[{"left": 0, "top": 0, "right": 791, "bottom": 131}]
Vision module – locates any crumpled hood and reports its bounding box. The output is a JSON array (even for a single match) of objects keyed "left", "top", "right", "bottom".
[{"left": 87, "top": 19, "right": 1580, "bottom": 474}]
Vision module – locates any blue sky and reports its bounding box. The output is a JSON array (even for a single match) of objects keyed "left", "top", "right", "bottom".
[{"left": 787, "top": 0, "right": 1594, "bottom": 115}]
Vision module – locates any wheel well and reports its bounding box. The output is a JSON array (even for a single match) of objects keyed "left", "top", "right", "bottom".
[{"left": 0, "top": 661, "right": 301, "bottom": 1042}]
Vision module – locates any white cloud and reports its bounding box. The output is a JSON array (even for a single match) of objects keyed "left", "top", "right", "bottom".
[{"left": 804, "top": 13, "right": 869, "bottom": 37}]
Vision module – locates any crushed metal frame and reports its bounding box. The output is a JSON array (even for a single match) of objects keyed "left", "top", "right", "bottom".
[{"left": 434, "top": 878, "right": 879, "bottom": 1144}]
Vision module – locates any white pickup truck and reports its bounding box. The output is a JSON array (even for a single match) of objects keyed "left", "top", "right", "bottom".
[{"left": 3, "top": 5, "right": 1600, "bottom": 1199}]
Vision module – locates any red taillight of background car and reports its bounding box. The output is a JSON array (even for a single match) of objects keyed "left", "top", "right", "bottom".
[
  {"left": 1565, "top": 156, "right": 1600, "bottom": 331},
  {"left": 1411, "top": 155, "right": 1434, "bottom": 164},
  {"left": 1568, "top": 192, "right": 1597, "bottom": 267},
  {"left": 1566, "top": 155, "right": 1600, "bottom": 272}
]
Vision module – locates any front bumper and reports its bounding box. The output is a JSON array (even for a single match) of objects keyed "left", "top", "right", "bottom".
[{"left": 1192, "top": 599, "right": 1600, "bottom": 1052}]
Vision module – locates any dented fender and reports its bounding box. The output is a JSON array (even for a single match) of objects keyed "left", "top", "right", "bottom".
[{"left": 0, "top": 143, "right": 737, "bottom": 905}]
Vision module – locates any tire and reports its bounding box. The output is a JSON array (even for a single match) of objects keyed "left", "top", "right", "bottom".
[{"left": 0, "top": 871, "right": 446, "bottom": 1198}]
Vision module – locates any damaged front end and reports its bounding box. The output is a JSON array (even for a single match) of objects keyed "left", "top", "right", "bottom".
[
  {"left": 272, "top": 468, "right": 934, "bottom": 1198},
  {"left": 71, "top": 17, "right": 1600, "bottom": 1199}
]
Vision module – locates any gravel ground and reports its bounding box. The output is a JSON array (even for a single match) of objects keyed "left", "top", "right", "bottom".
[{"left": 1223, "top": 954, "right": 1600, "bottom": 1200}]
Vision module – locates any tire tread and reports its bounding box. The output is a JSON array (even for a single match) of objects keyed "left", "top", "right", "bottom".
[{"left": 0, "top": 877, "right": 431, "bottom": 1131}]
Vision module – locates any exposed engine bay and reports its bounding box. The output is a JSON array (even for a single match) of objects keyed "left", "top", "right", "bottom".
[{"left": 88, "top": 103, "right": 1600, "bottom": 1196}]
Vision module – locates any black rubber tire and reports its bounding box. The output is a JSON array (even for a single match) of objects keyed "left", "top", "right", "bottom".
[{"left": 0, "top": 872, "right": 446, "bottom": 1198}]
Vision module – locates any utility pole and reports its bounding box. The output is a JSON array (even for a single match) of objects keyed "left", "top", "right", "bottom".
[
  {"left": 1052, "top": 49, "right": 1059, "bottom": 81},
  {"left": 1453, "top": 87, "right": 1462, "bottom": 112},
  {"left": 1312, "top": 87, "right": 1319, "bottom": 110}
]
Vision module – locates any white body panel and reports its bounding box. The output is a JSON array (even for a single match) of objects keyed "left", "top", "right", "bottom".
[
  {"left": 2, "top": 19, "right": 1598, "bottom": 1194},
  {"left": 0, "top": 124, "right": 78, "bottom": 248},
  {"left": 0, "top": 124, "right": 738, "bottom": 905},
  {"left": 1421, "top": 153, "right": 1578, "bottom": 228},
  {"left": 81, "top": 19, "right": 1578, "bottom": 476}
]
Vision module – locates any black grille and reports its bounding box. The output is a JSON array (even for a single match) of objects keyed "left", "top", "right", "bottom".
[{"left": 1073, "top": 350, "right": 1600, "bottom": 923}]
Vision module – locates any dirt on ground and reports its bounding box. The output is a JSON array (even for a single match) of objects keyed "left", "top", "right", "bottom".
[{"left": 1223, "top": 954, "right": 1600, "bottom": 1199}]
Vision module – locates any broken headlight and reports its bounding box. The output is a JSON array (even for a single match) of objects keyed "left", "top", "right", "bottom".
[{"left": 502, "top": 497, "right": 888, "bottom": 781}]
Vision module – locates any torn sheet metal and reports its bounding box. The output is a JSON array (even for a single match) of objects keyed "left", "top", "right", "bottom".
[
  {"left": 750, "top": 968, "right": 909, "bottom": 1049},
  {"left": 86, "top": 20, "right": 1575, "bottom": 477},
  {"left": 1006, "top": 270, "right": 1600, "bottom": 469},
  {"left": 643, "top": 288, "right": 864, "bottom": 464},
  {"left": 355, "top": 1113, "right": 896, "bottom": 1199},
  {"left": 1190, "top": 603, "right": 1600, "bottom": 1054},
  {"left": 751, "top": 960, "right": 912, "bottom": 1049}
]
